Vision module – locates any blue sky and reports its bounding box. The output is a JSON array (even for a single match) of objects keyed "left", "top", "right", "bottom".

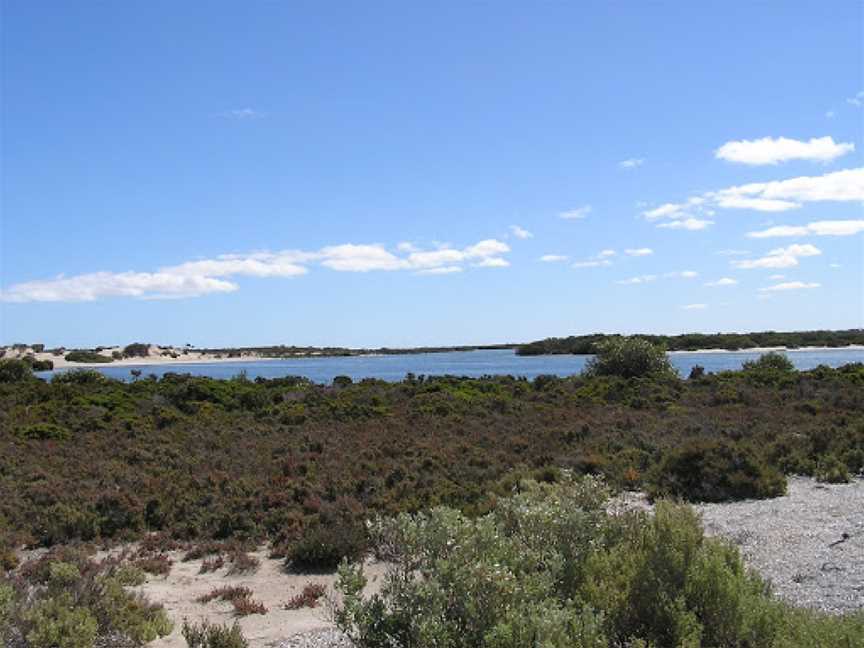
[{"left": 1, "top": 1, "right": 862, "bottom": 348}]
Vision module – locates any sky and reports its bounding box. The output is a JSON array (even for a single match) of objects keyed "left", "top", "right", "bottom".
[{"left": 1, "top": 1, "right": 862, "bottom": 348}]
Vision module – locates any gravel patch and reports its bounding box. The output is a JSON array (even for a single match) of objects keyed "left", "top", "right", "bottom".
[
  {"left": 271, "top": 629, "right": 352, "bottom": 648},
  {"left": 696, "top": 476, "right": 864, "bottom": 614}
]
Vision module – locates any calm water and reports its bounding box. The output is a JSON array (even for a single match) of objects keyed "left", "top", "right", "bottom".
[{"left": 39, "top": 347, "right": 864, "bottom": 383}]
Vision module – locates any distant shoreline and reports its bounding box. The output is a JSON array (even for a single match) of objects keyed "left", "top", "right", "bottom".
[{"left": 24, "top": 343, "right": 864, "bottom": 372}]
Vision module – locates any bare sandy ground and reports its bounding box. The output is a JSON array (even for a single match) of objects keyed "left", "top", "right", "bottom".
[
  {"left": 135, "top": 548, "right": 388, "bottom": 648},
  {"left": 3, "top": 345, "right": 268, "bottom": 369}
]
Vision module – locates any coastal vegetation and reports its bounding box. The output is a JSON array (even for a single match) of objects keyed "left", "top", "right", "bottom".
[
  {"left": 335, "top": 475, "right": 864, "bottom": 647},
  {"left": 0, "top": 343, "right": 861, "bottom": 561},
  {"left": 516, "top": 328, "right": 864, "bottom": 355}
]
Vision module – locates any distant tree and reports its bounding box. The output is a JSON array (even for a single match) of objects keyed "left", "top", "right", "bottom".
[
  {"left": 333, "top": 375, "right": 353, "bottom": 388},
  {"left": 742, "top": 352, "right": 795, "bottom": 373},
  {"left": 584, "top": 337, "right": 676, "bottom": 379},
  {"left": 123, "top": 343, "right": 150, "bottom": 358},
  {"left": 31, "top": 344, "right": 45, "bottom": 353},
  {"left": 130, "top": 369, "right": 142, "bottom": 380}
]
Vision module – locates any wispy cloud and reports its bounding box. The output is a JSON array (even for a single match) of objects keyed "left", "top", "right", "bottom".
[
  {"left": 219, "top": 108, "right": 263, "bottom": 119},
  {"left": 681, "top": 303, "right": 707, "bottom": 310},
  {"left": 510, "top": 225, "right": 533, "bottom": 239},
  {"left": 539, "top": 254, "right": 568, "bottom": 263},
  {"left": 664, "top": 270, "right": 699, "bottom": 279},
  {"left": 656, "top": 217, "right": 714, "bottom": 231},
  {"left": 573, "top": 259, "right": 613, "bottom": 268},
  {"left": 616, "top": 274, "right": 657, "bottom": 285},
  {"left": 716, "top": 249, "right": 750, "bottom": 257},
  {"left": 619, "top": 158, "right": 644, "bottom": 169},
  {"left": 760, "top": 281, "right": 821, "bottom": 292},
  {"left": 746, "top": 219, "right": 864, "bottom": 238},
  {"left": 731, "top": 243, "right": 821, "bottom": 270},
  {"left": 624, "top": 248, "right": 653, "bottom": 257},
  {"left": 847, "top": 90, "right": 864, "bottom": 107},
  {"left": 715, "top": 136, "right": 854, "bottom": 165},
  {"left": 559, "top": 206, "right": 592, "bottom": 220},
  {"left": 643, "top": 167, "right": 864, "bottom": 219},
  {"left": 0, "top": 237, "right": 511, "bottom": 303},
  {"left": 825, "top": 110, "right": 836, "bottom": 119},
  {"left": 705, "top": 277, "right": 738, "bottom": 287}
]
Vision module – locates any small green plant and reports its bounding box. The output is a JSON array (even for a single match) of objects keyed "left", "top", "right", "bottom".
[
  {"left": 0, "top": 358, "right": 33, "bottom": 383},
  {"left": 64, "top": 351, "right": 113, "bottom": 363},
  {"left": 287, "top": 518, "right": 366, "bottom": 571},
  {"left": 182, "top": 619, "right": 249, "bottom": 648},
  {"left": 815, "top": 455, "right": 850, "bottom": 484}
]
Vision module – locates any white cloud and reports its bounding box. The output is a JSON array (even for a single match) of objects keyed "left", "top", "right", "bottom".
[
  {"left": 769, "top": 274, "right": 785, "bottom": 280},
  {"left": 598, "top": 249, "right": 616, "bottom": 258},
  {"left": 1, "top": 237, "right": 511, "bottom": 303},
  {"left": 474, "top": 257, "right": 510, "bottom": 268},
  {"left": 560, "top": 205, "right": 592, "bottom": 220},
  {"left": 746, "top": 219, "right": 864, "bottom": 238},
  {"left": 716, "top": 249, "right": 750, "bottom": 257},
  {"left": 539, "top": 254, "right": 568, "bottom": 263},
  {"left": 616, "top": 274, "right": 657, "bottom": 285},
  {"left": 847, "top": 90, "right": 864, "bottom": 107},
  {"left": 624, "top": 248, "right": 653, "bottom": 256},
  {"left": 665, "top": 271, "right": 699, "bottom": 279},
  {"left": 319, "top": 244, "right": 406, "bottom": 272},
  {"left": 510, "top": 225, "right": 533, "bottom": 239},
  {"left": 572, "top": 259, "right": 612, "bottom": 268},
  {"left": 825, "top": 110, "right": 835, "bottom": 119},
  {"left": 619, "top": 158, "right": 644, "bottom": 169},
  {"left": 396, "top": 241, "right": 419, "bottom": 253},
  {"left": 705, "top": 277, "right": 738, "bottom": 287},
  {"left": 681, "top": 303, "right": 707, "bottom": 310},
  {"left": 644, "top": 168, "right": 864, "bottom": 221},
  {"left": 830, "top": 263, "right": 841, "bottom": 269},
  {"left": 657, "top": 217, "right": 714, "bottom": 231},
  {"left": 760, "top": 281, "right": 821, "bottom": 292},
  {"left": 715, "top": 136, "right": 854, "bottom": 165},
  {"left": 732, "top": 243, "right": 821, "bottom": 269}
]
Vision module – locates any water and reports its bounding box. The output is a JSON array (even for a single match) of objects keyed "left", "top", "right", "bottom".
[{"left": 37, "top": 347, "right": 864, "bottom": 383}]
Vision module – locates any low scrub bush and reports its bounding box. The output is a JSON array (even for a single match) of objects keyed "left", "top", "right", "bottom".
[
  {"left": 182, "top": 619, "right": 248, "bottom": 648},
  {"left": 286, "top": 517, "right": 366, "bottom": 571},
  {"left": 334, "top": 475, "right": 859, "bottom": 648},
  {"left": 584, "top": 337, "right": 676, "bottom": 380},
  {"left": 815, "top": 455, "right": 850, "bottom": 484},
  {"left": 285, "top": 582, "right": 326, "bottom": 610},
  {"left": 649, "top": 439, "right": 786, "bottom": 502},
  {"left": 0, "top": 359, "right": 32, "bottom": 383},
  {"left": 3, "top": 552, "right": 172, "bottom": 648},
  {"left": 64, "top": 351, "right": 113, "bottom": 364}
]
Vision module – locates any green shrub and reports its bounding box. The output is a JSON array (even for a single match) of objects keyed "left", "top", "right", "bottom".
[
  {"left": 334, "top": 476, "right": 851, "bottom": 648},
  {"left": 123, "top": 343, "right": 150, "bottom": 358},
  {"left": 0, "top": 582, "right": 15, "bottom": 636},
  {"left": 64, "top": 351, "right": 113, "bottom": 363},
  {"left": 649, "top": 439, "right": 786, "bottom": 502},
  {"left": 24, "top": 593, "right": 99, "bottom": 648},
  {"left": 287, "top": 517, "right": 367, "bottom": 571},
  {"left": 584, "top": 337, "right": 676, "bottom": 380},
  {"left": 18, "top": 423, "right": 70, "bottom": 441},
  {"left": 0, "top": 358, "right": 32, "bottom": 383},
  {"left": 182, "top": 619, "right": 249, "bottom": 648},
  {"left": 815, "top": 455, "right": 850, "bottom": 484},
  {"left": 743, "top": 351, "right": 795, "bottom": 373}
]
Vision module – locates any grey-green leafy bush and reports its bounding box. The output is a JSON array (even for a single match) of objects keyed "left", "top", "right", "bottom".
[
  {"left": 4, "top": 552, "right": 172, "bottom": 648},
  {"left": 584, "top": 337, "right": 676, "bottom": 380},
  {"left": 333, "top": 475, "right": 863, "bottom": 648}
]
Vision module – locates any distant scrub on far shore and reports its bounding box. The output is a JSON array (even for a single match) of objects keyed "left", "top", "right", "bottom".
[{"left": 517, "top": 328, "right": 864, "bottom": 355}]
